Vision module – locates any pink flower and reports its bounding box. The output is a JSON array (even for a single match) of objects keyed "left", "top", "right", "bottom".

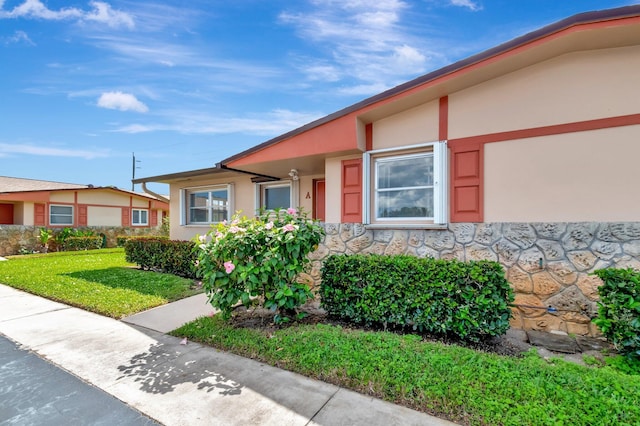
[
  {"left": 229, "top": 226, "right": 243, "bottom": 234},
  {"left": 224, "top": 261, "right": 235, "bottom": 274},
  {"left": 282, "top": 223, "right": 296, "bottom": 232},
  {"left": 286, "top": 207, "right": 297, "bottom": 215},
  {"left": 198, "top": 235, "right": 206, "bottom": 242},
  {"left": 215, "top": 231, "right": 223, "bottom": 239},
  {"left": 265, "top": 221, "right": 274, "bottom": 230},
  {"left": 194, "top": 260, "right": 200, "bottom": 267}
]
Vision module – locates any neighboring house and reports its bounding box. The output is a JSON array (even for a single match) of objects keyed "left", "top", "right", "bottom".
[
  {"left": 134, "top": 6, "right": 640, "bottom": 336},
  {"left": 0, "top": 176, "right": 169, "bottom": 228}
]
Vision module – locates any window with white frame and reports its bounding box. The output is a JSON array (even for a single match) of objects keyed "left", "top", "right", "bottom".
[
  {"left": 50, "top": 205, "right": 73, "bottom": 225},
  {"left": 257, "top": 181, "right": 293, "bottom": 211},
  {"left": 364, "top": 141, "right": 447, "bottom": 225},
  {"left": 132, "top": 209, "right": 148, "bottom": 226},
  {"left": 185, "top": 186, "right": 230, "bottom": 225}
]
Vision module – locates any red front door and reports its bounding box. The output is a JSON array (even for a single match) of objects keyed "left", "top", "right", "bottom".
[{"left": 313, "top": 179, "right": 325, "bottom": 221}]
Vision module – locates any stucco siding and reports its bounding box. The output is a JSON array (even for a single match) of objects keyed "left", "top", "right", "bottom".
[
  {"left": 484, "top": 125, "right": 640, "bottom": 222},
  {"left": 22, "top": 203, "right": 34, "bottom": 226},
  {"left": 448, "top": 45, "right": 640, "bottom": 139},
  {"left": 87, "top": 206, "right": 122, "bottom": 226},
  {"left": 324, "top": 155, "right": 361, "bottom": 223},
  {"left": 372, "top": 100, "right": 440, "bottom": 149},
  {"left": 50, "top": 192, "right": 75, "bottom": 203},
  {"left": 132, "top": 198, "right": 149, "bottom": 208},
  {"left": 77, "top": 190, "right": 129, "bottom": 206}
]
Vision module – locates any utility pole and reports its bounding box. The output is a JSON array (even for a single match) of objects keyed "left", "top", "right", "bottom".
[{"left": 131, "top": 152, "right": 141, "bottom": 191}]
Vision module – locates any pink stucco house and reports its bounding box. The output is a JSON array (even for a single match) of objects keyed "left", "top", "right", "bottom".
[{"left": 134, "top": 6, "right": 640, "bottom": 336}]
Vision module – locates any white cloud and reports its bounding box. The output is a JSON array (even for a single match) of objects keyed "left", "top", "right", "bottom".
[
  {"left": 0, "top": 0, "right": 134, "bottom": 29},
  {"left": 2, "top": 30, "right": 34, "bottom": 45},
  {"left": 113, "top": 109, "right": 324, "bottom": 136},
  {"left": 97, "top": 92, "right": 148, "bottom": 113},
  {"left": 450, "top": 0, "right": 482, "bottom": 11},
  {"left": 279, "top": 0, "right": 431, "bottom": 95},
  {"left": 83, "top": 1, "right": 135, "bottom": 29},
  {"left": 0, "top": 142, "right": 109, "bottom": 159}
]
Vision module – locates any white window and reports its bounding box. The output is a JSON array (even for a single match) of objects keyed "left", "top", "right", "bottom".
[
  {"left": 132, "top": 209, "right": 148, "bottom": 226},
  {"left": 257, "top": 181, "right": 296, "bottom": 211},
  {"left": 50, "top": 205, "right": 73, "bottom": 225},
  {"left": 364, "top": 141, "right": 447, "bottom": 225},
  {"left": 185, "top": 186, "right": 230, "bottom": 224}
]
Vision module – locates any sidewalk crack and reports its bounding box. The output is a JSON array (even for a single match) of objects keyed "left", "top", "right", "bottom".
[{"left": 306, "top": 387, "right": 341, "bottom": 425}]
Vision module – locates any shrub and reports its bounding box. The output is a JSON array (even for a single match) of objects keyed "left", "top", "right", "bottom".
[
  {"left": 52, "top": 228, "right": 97, "bottom": 251},
  {"left": 591, "top": 268, "right": 640, "bottom": 359},
  {"left": 320, "top": 254, "right": 514, "bottom": 342},
  {"left": 117, "top": 235, "right": 167, "bottom": 247},
  {"left": 196, "top": 208, "right": 325, "bottom": 323},
  {"left": 64, "top": 236, "right": 103, "bottom": 251},
  {"left": 124, "top": 238, "right": 197, "bottom": 278}
]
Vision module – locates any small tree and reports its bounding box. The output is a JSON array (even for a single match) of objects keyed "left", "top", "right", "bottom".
[
  {"left": 38, "top": 228, "right": 52, "bottom": 253},
  {"left": 196, "top": 208, "right": 325, "bottom": 323}
]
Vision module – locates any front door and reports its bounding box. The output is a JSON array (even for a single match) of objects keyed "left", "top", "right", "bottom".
[{"left": 313, "top": 179, "right": 325, "bottom": 221}]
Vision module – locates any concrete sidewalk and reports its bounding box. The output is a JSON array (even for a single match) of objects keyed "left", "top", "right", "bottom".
[{"left": 0, "top": 285, "right": 457, "bottom": 426}]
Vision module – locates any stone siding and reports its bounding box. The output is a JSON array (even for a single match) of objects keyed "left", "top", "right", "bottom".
[
  {"left": 0, "top": 226, "right": 165, "bottom": 256},
  {"left": 308, "top": 222, "right": 640, "bottom": 337}
]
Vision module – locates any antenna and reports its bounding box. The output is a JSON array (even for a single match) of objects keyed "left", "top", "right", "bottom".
[{"left": 131, "top": 152, "right": 141, "bottom": 191}]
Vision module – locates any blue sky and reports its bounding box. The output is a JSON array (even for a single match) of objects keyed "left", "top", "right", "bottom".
[{"left": 0, "top": 0, "right": 635, "bottom": 194}]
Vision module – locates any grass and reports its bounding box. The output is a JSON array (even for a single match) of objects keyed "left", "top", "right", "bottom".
[
  {"left": 0, "top": 248, "right": 200, "bottom": 318},
  {"left": 173, "top": 315, "right": 640, "bottom": 426}
]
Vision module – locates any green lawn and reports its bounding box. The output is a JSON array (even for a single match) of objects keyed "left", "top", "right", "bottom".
[
  {"left": 173, "top": 316, "right": 640, "bottom": 426},
  {"left": 0, "top": 248, "right": 200, "bottom": 318}
]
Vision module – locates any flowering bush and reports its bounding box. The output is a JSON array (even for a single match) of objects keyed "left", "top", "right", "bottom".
[{"left": 196, "top": 208, "right": 325, "bottom": 323}]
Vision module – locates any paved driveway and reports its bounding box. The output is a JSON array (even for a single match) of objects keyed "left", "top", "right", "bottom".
[{"left": 0, "top": 335, "right": 158, "bottom": 426}]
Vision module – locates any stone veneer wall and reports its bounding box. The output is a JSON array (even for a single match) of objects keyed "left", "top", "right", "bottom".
[
  {"left": 0, "top": 225, "right": 166, "bottom": 256},
  {"left": 306, "top": 222, "right": 640, "bottom": 337}
]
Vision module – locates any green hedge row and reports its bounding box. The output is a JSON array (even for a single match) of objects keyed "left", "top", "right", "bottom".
[
  {"left": 320, "top": 254, "right": 514, "bottom": 342},
  {"left": 63, "top": 236, "right": 103, "bottom": 251},
  {"left": 592, "top": 268, "right": 640, "bottom": 359},
  {"left": 117, "top": 235, "right": 168, "bottom": 247},
  {"left": 124, "top": 238, "right": 197, "bottom": 278}
]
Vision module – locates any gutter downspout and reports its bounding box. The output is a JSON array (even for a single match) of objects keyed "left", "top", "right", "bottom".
[{"left": 141, "top": 182, "right": 170, "bottom": 203}]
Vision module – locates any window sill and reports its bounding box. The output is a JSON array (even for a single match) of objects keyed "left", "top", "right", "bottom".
[{"left": 364, "top": 223, "right": 448, "bottom": 230}]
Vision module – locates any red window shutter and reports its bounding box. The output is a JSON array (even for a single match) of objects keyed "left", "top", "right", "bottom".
[
  {"left": 122, "top": 207, "right": 131, "bottom": 226},
  {"left": 78, "top": 205, "right": 88, "bottom": 226},
  {"left": 150, "top": 210, "right": 158, "bottom": 227},
  {"left": 0, "top": 204, "right": 14, "bottom": 224},
  {"left": 450, "top": 141, "right": 483, "bottom": 222},
  {"left": 34, "top": 203, "right": 46, "bottom": 226},
  {"left": 341, "top": 159, "right": 362, "bottom": 223}
]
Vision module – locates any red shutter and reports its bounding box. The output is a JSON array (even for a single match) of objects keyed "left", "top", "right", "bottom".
[
  {"left": 78, "top": 205, "right": 88, "bottom": 226},
  {"left": 150, "top": 210, "right": 158, "bottom": 227},
  {"left": 449, "top": 141, "right": 483, "bottom": 222},
  {"left": 34, "top": 203, "right": 46, "bottom": 226},
  {"left": 122, "top": 207, "right": 131, "bottom": 226},
  {"left": 0, "top": 204, "right": 14, "bottom": 224},
  {"left": 341, "top": 159, "right": 362, "bottom": 223}
]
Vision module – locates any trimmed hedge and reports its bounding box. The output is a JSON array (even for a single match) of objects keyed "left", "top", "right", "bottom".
[
  {"left": 320, "top": 254, "right": 514, "bottom": 342},
  {"left": 124, "top": 238, "right": 197, "bottom": 278},
  {"left": 117, "top": 235, "right": 167, "bottom": 247},
  {"left": 592, "top": 268, "right": 640, "bottom": 359},
  {"left": 63, "top": 236, "right": 103, "bottom": 251}
]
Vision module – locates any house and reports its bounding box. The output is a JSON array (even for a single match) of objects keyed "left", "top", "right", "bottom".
[
  {"left": 133, "top": 5, "right": 640, "bottom": 336},
  {"left": 0, "top": 176, "right": 169, "bottom": 228}
]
